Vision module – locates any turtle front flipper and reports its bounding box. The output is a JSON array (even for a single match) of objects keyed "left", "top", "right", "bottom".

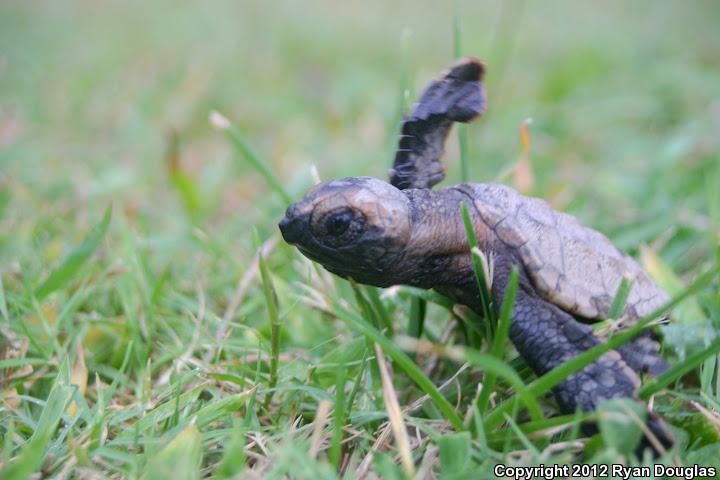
[
  {"left": 492, "top": 256, "right": 675, "bottom": 456},
  {"left": 389, "top": 57, "right": 486, "bottom": 190}
]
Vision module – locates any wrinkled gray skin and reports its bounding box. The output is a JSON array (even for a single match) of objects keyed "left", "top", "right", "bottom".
[{"left": 279, "top": 58, "right": 673, "bottom": 453}]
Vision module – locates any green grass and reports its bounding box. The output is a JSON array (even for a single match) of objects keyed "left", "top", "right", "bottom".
[{"left": 2, "top": 0, "right": 720, "bottom": 477}]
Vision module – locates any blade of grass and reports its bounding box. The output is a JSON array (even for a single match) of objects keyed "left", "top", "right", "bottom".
[
  {"left": 35, "top": 205, "right": 112, "bottom": 300},
  {"left": 363, "top": 285, "right": 393, "bottom": 333},
  {"left": 116, "top": 384, "right": 205, "bottom": 438},
  {"left": 345, "top": 351, "right": 369, "bottom": 418},
  {"left": 487, "top": 415, "right": 594, "bottom": 450},
  {"left": 374, "top": 343, "right": 416, "bottom": 479},
  {"left": 351, "top": 282, "right": 397, "bottom": 407},
  {"left": 308, "top": 399, "right": 332, "bottom": 459},
  {"left": 470, "top": 405, "right": 488, "bottom": 452},
  {"left": 460, "top": 203, "right": 494, "bottom": 324},
  {"left": 329, "top": 367, "right": 347, "bottom": 470},
  {"left": 457, "top": 131, "right": 469, "bottom": 183},
  {"left": 640, "top": 246, "right": 708, "bottom": 324},
  {"left": 504, "top": 414, "right": 539, "bottom": 454},
  {"left": 165, "top": 129, "right": 204, "bottom": 222},
  {"left": 210, "top": 110, "right": 292, "bottom": 204},
  {"left": 395, "top": 335, "right": 543, "bottom": 423},
  {"left": 708, "top": 161, "right": 720, "bottom": 258},
  {"left": 2, "top": 420, "right": 14, "bottom": 466},
  {"left": 399, "top": 286, "right": 455, "bottom": 311},
  {"left": 387, "top": 28, "right": 413, "bottom": 155},
  {"left": 351, "top": 282, "right": 379, "bottom": 330},
  {"left": 700, "top": 351, "right": 716, "bottom": 398},
  {"left": 0, "top": 274, "right": 8, "bottom": 322},
  {"left": 453, "top": 305, "right": 486, "bottom": 348},
  {"left": 142, "top": 425, "right": 202, "bottom": 480},
  {"left": 607, "top": 277, "right": 633, "bottom": 320},
  {"left": 476, "top": 266, "right": 518, "bottom": 415},
  {"left": 243, "top": 388, "right": 260, "bottom": 430},
  {"left": 331, "top": 300, "right": 465, "bottom": 431},
  {"left": 434, "top": 343, "right": 543, "bottom": 423},
  {"left": 454, "top": 4, "right": 469, "bottom": 183},
  {"left": 192, "top": 392, "right": 247, "bottom": 429},
  {"left": 639, "top": 336, "right": 720, "bottom": 400},
  {"left": 0, "top": 359, "right": 74, "bottom": 480},
  {"left": 484, "top": 264, "right": 719, "bottom": 430},
  {"left": 487, "top": 412, "right": 594, "bottom": 442},
  {"left": 0, "top": 357, "right": 46, "bottom": 369},
  {"left": 67, "top": 341, "right": 88, "bottom": 416},
  {"left": 215, "top": 422, "right": 246, "bottom": 480},
  {"left": 14, "top": 307, "right": 51, "bottom": 358},
  {"left": 453, "top": 4, "right": 462, "bottom": 59},
  {"left": 408, "top": 296, "right": 426, "bottom": 339},
  {"left": 402, "top": 285, "right": 486, "bottom": 344},
  {"left": 400, "top": 28, "right": 413, "bottom": 107},
  {"left": 437, "top": 432, "right": 471, "bottom": 477},
  {"left": 0, "top": 188, "right": 10, "bottom": 223},
  {"left": 258, "top": 247, "right": 281, "bottom": 404}
]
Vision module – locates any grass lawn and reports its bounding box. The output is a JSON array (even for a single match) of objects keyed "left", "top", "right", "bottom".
[{"left": 1, "top": 1, "right": 720, "bottom": 478}]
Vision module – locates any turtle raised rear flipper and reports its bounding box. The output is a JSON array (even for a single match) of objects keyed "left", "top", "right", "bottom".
[{"left": 389, "top": 57, "right": 486, "bottom": 190}]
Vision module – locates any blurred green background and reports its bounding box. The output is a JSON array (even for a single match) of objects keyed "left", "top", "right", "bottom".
[
  {"left": 2, "top": 1, "right": 718, "bottom": 267},
  {"left": 1, "top": 1, "right": 720, "bottom": 477}
]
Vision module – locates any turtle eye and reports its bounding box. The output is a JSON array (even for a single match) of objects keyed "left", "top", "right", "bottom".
[
  {"left": 312, "top": 207, "right": 366, "bottom": 247},
  {"left": 325, "top": 210, "right": 353, "bottom": 236}
]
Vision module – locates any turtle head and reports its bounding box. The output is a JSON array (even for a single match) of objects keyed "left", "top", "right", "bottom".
[{"left": 279, "top": 176, "right": 412, "bottom": 286}]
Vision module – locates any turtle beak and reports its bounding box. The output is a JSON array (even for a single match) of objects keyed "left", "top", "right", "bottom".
[{"left": 279, "top": 204, "right": 309, "bottom": 245}]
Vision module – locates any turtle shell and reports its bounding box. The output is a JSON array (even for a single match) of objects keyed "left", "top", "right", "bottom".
[{"left": 460, "top": 183, "right": 669, "bottom": 323}]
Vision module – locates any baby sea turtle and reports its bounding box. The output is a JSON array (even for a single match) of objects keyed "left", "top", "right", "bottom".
[{"left": 279, "top": 58, "right": 674, "bottom": 452}]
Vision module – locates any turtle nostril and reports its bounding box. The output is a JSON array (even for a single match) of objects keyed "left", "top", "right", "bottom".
[{"left": 279, "top": 215, "right": 303, "bottom": 244}]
